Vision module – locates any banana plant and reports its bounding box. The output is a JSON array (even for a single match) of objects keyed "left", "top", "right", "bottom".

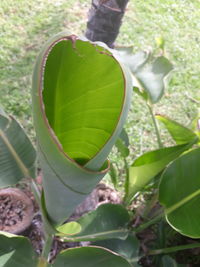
[{"left": 32, "top": 32, "right": 132, "bottom": 226}]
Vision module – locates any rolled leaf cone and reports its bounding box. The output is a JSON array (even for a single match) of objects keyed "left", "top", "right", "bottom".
[{"left": 32, "top": 32, "right": 132, "bottom": 225}]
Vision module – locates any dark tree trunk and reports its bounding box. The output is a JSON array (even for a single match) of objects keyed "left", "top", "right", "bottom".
[{"left": 85, "top": 0, "right": 129, "bottom": 47}]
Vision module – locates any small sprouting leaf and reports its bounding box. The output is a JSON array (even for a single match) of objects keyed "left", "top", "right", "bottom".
[
  {"left": 155, "top": 36, "right": 165, "bottom": 51},
  {"left": 159, "top": 148, "right": 200, "bottom": 238},
  {"left": 156, "top": 115, "right": 199, "bottom": 144}
]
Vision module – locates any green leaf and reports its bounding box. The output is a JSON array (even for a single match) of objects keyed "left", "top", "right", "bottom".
[
  {"left": 53, "top": 246, "right": 132, "bottom": 267},
  {"left": 0, "top": 231, "right": 37, "bottom": 267},
  {"left": 32, "top": 32, "right": 132, "bottom": 224},
  {"left": 93, "top": 234, "right": 140, "bottom": 265},
  {"left": 0, "top": 111, "right": 36, "bottom": 188},
  {"left": 155, "top": 36, "right": 165, "bottom": 51},
  {"left": 156, "top": 115, "right": 199, "bottom": 144},
  {"left": 56, "top": 221, "right": 81, "bottom": 236},
  {"left": 61, "top": 204, "right": 130, "bottom": 242},
  {"left": 159, "top": 148, "right": 200, "bottom": 238},
  {"left": 127, "top": 142, "right": 194, "bottom": 203},
  {"left": 133, "top": 56, "right": 173, "bottom": 103},
  {"left": 114, "top": 49, "right": 173, "bottom": 103}
]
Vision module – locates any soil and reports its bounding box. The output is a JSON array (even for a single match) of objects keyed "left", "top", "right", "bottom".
[{"left": 0, "top": 188, "right": 34, "bottom": 234}]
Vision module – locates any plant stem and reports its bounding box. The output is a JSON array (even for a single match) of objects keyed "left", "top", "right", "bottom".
[
  {"left": 134, "top": 211, "right": 164, "bottom": 233},
  {"left": 147, "top": 104, "right": 163, "bottom": 148},
  {"left": 31, "top": 179, "right": 54, "bottom": 265},
  {"left": 142, "top": 190, "right": 159, "bottom": 219},
  {"left": 31, "top": 179, "right": 41, "bottom": 206},
  {"left": 149, "top": 242, "right": 200, "bottom": 256},
  {"left": 123, "top": 158, "right": 130, "bottom": 204},
  {"left": 42, "top": 234, "right": 53, "bottom": 261},
  {"left": 37, "top": 257, "right": 48, "bottom": 267}
]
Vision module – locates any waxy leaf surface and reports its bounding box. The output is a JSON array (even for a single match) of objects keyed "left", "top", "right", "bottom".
[
  {"left": 0, "top": 110, "right": 36, "bottom": 188},
  {"left": 0, "top": 231, "right": 37, "bottom": 267},
  {"left": 159, "top": 148, "right": 200, "bottom": 238},
  {"left": 127, "top": 143, "right": 193, "bottom": 202},
  {"left": 53, "top": 246, "right": 132, "bottom": 267}
]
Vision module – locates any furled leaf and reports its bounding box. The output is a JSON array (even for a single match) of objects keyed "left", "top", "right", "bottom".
[
  {"left": 155, "top": 36, "right": 165, "bottom": 51},
  {"left": 159, "top": 148, "right": 200, "bottom": 238},
  {"left": 0, "top": 111, "right": 36, "bottom": 188},
  {"left": 156, "top": 115, "right": 199, "bottom": 144},
  {"left": 93, "top": 234, "right": 140, "bottom": 265},
  {"left": 53, "top": 246, "right": 132, "bottom": 267},
  {"left": 127, "top": 142, "right": 194, "bottom": 203},
  {"left": 32, "top": 32, "right": 132, "bottom": 224},
  {"left": 61, "top": 204, "right": 130, "bottom": 242},
  {"left": 0, "top": 231, "right": 37, "bottom": 267}
]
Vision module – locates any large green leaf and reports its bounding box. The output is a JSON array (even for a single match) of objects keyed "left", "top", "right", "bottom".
[
  {"left": 59, "top": 204, "right": 130, "bottom": 242},
  {"left": 127, "top": 142, "right": 194, "bottom": 203},
  {"left": 0, "top": 231, "right": 37, "bottom": 267},
  {"left": 159, "top": 148, "right": 200, "bottom": 238},
  {"left": 156, "top": 115, "right": 199, "bottom": 144},
  {"left": 52, "top": 246, "right": 132, "bottom": 267},
  {"left": 0, "top": 110, "right": 36, "bottom": 187},
  {"left": 93, "top": 234, "right": 140, "bottom": 266},
  {"left": 32, "top": 32, "right": 132, "bottom": 224}
]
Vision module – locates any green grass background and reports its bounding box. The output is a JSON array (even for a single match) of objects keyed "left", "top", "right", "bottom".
[{"left": 0, "top": 0, "right": 199, "bottom": 158}]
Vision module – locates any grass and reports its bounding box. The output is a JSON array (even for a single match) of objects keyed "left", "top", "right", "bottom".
[{"left": 0, "top": 0, "right": 199, "bottom": 159}]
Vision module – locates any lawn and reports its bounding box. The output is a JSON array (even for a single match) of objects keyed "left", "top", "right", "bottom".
[{"left": 0, "top": 0, "right": 199, "bottom": 157}]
